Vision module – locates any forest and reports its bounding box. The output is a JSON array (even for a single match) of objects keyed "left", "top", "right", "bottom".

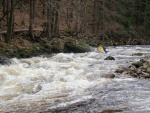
[
  {"left": 0, "top": 1, "right": 150, "bottom": 113},
  {"left": 0, "top": 0, "right": 150, "bottom": 57}
]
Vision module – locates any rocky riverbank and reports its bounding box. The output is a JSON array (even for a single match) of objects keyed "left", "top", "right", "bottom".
[
  {"left": 0, "top": 33, "right": 150, "bottom": 59},
  {"left": 115, "top": 58, "right": 150, "bottom": 79},
  {"left": 0, "top": 36, "right": 92, "bottom": 58}
]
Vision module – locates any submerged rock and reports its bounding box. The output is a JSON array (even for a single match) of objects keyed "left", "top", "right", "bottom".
[{"left": 132, "top": 53, "right": 143, "bottom": 56}]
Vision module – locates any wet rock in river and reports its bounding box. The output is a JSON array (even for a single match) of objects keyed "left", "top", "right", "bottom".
[
  {"left": 132, "top": 52, "right": 143, "bottom": 56},
  {"left": 143, "top": 63, "right": 148, "bottom": 69},
  {"left": 115, "top": 58, "right": 150, "bottom": 79},
  {"left": 147, "top": 67, "right": 150, "bottom": 73},
  {"left": 101, "top": 73, "right": 115, "bottom": 78},
  {"left": 115, "top": 68, "right": 124, "bottom": 73},
  {"left": 141, "top": 72, "right": 150, "bottom": 78},
  {"left": 0, "top": 55, "right": 11, "bottom": 65},
  {"left": 130, "top": 73, "right": 138, "bottom": 77},
  {"left": 129, "top": 65, "right": 137, "bottom": 72},
  {"left": 104, "top": 56, "right": 115, "bottom": 60},
  {"left": 132, "top": 60, "right": 143, "bottom": 68},
  {"left": 137, "top": 68, "right": 142, "bottom": 74}
]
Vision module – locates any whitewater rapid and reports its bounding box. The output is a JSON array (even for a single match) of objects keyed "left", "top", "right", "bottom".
[{"left": 0, "top": 45, "right": 150, "bottom": 112}]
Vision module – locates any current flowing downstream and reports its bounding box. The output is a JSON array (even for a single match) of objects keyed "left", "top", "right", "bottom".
[{"left": 0, "top": 45, "right": 150, "bottom": 112}]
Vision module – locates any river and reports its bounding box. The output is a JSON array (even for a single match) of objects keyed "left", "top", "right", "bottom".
[{"left": 0, "top": 45, "right": 150, "bottom": 113}]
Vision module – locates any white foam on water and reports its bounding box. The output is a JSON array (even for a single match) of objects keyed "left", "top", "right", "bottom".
[{"left": 0, "top": 45, "right": 150, "bottom": 112}]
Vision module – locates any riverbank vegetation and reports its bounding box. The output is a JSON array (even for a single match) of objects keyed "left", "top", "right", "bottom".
[{"left": 0, "top": 0, "right": 150, "bottom": 58}]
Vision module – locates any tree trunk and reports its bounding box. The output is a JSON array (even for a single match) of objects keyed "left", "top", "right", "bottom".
[
  {"left": 33, "top": 0, "right": 35, "bottom": 20},
  {"left": 29, "top": 0, "right": 35, "bottom": 41},
  {"left": 74, "top": 0, "right": 81, "bottom": 35},
  {"left": 2, "top": 0, "right": 6, "bottom": 13},
  {"left": 42, "top": 0, "right": 46, "bottom": 18},
  {"left": 47, "top": 0, "right": 60, "bottom": 39},
  {"left": 47, "top": 0, "right": 51, "bottom": 39},
  {"left": 81, "top": 0, "right": 87, "bottom": 35},
  {"left": 53, "top": 0, "right": 60, "bottom": 37},
  {"left": 6, "top": 0, "right": 14, "bottom": 43},
  {"left": 92, "top": 1, "right": 96, "bottom": 33},
  {"left": 66, "top": 0, "right": 73, "bottom": 30}
]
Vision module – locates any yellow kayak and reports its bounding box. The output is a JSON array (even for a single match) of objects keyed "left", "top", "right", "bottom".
[{"left": 98, "top": 45, "right": 107, "bottom": 53}]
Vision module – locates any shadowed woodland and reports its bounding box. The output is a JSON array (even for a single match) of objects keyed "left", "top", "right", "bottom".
[{"left": 0, "top": 0, "right": 150, "bottom": 45}]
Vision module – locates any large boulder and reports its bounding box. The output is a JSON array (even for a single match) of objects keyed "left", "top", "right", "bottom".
[
  {"left": 65, "top": 42, "right": 90, "bottom": 53},
  {"left": 51, "top": 38, "right": 65, "bottom": 53},
  {"left": 0, "top": 55, "right": 11, "bottom": 65}
]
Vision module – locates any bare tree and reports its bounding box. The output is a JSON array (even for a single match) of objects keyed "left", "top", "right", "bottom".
[
  {"left": 2, "top": 0, "right": 6, "bottom": 13},
  {"left": 29, "top": 0, "right": 35, "bottom": 41},
  {"left": 73, "top": 0, "right": 88, "bottom": 35},
  {"left": 46, "top": 0, "right": 60, "bottom": 39},
  {"left": 47, "top": 0, "right": 51, "bottom": 39},
  {"left": 6, "top": 0, "right": 14, "bottom": 43}
]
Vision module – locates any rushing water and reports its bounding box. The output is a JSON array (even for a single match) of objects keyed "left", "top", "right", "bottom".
[{"left": 0, "top": 45, "right": 150, "bottom": 113}]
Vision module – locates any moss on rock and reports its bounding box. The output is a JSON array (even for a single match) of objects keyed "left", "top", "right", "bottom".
[{"left": 65, "top": 42, "right": 90, "bottom": 53}]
